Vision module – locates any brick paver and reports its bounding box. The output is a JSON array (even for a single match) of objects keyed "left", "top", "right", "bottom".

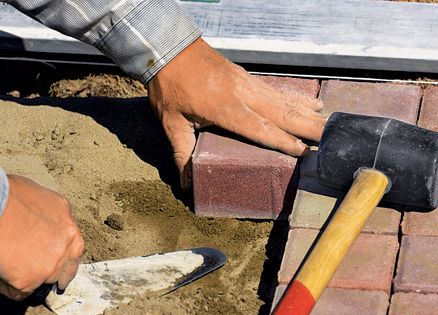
[
  {"left": 418, "top": 86, "right": 438, "bottom": 131},
  {"left": 290, "top": 154, "right": 401, "bottom": 234},
  {"left": 389, "top": 292, "right": 438, "bottom": 315},
  {"left": 278, "top": 228, "right": 317, "bottom": 285},
  {"left": 311, "top": 288, "right": 389, "bottom": 315},
  {"left": 192, "top": 77, "right": 319, "bottom": 219},
  {"left": 394, "top": 235, "right": 438, "bottom": 294},
  {"left": 319, "top": 80, "right": 421, "bottom": 123},
  {"left": 256, "top": 75, "right": 320, "bottom": 97},
  {"left": 402, "top": 86, "right": 438, "bottom": 235},
  {"left": 290, "top": 188, "right": 401, "bottom": 234},
  {"left": 278, "top": 229, "right": 399, "bottom": 292},
  {"left": 402, "top": 210, "right": 438, "bottom": 236},
  {"left": 193, "top": 131, "right": 297, "bottom": 219},
  {"left": 271, "top": 284, "right": 287, "bottom": 313},
  {"left": 272, "top": 285, "right": 389, "bottom": 315}
]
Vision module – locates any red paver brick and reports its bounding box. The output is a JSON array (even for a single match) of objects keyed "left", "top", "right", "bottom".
[
  {"left": 278, "top": 229, "right": 317, "bottom": 285},
  {"left": 394, "top": 236, "right": 438, "bottom": 294},
  {"left": 418, "top": 86, "right": 438, "bottom": 132},
  {"left": 402, "top": 210, "right": 438, "bottom": 236},
  {"left": 192, "top": 77, "right": 319, "bottom": 219},
  {"left": 192, "top": 132, "right": 297, "bottom": 219},
  {"left": 278, "top": 229, "right": 398, "bottom": 293},
  {"left": 320, "top": 80, "right": 421, "bottom": 123},
  {"left": 290, "top": 152, "right": 401, "bottom": 234},
  {"left": 271, "top": 285, "right": 389, "bottom": 315},
  {"left": 256, "top": 75, "right": 320, "bottom": 97},
  {"left": 271, "top": 284, "right": 287, "bottom": 313},
  {"left": 402, "top": 86, "right": 438, "bottom": 235},
  {"left": 389, "top": 292, "right": 438, "bottom": 315},
  {"left": 289, "top": 189, "right": 337, "bottom": 228},
  {"left": 311, "top": 288, "right": 389, "bottom": 315},
  {"left": 290, "top": 189, "right": 401, "bottom": 234}
]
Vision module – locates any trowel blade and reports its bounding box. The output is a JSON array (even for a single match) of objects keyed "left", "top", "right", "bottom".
[{"left": 45, "top": 247, "right": 226, "bottom": 315}]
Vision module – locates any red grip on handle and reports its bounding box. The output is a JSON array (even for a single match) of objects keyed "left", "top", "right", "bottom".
[{"left": 273, "top": 280, "right": 316, "bottom": 315}]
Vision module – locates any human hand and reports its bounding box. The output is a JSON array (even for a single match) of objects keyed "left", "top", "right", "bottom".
[
  {"left": 148, "top": 38, "right": 326, "bottom": 188},
  {"left": 0, "top": 175, "right": 84, "bottom": 301}
]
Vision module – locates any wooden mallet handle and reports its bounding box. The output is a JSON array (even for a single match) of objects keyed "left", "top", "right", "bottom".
[{"left": 273, "top": 168, "right": 389, "bottom": 315}]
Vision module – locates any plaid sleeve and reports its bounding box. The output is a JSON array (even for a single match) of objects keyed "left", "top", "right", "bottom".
[
  {"left": 4, "top": 0, "right": 202, "bottom": 84},
  {"left": 0, "top": 168, "right": 9, "bottom": 216}
]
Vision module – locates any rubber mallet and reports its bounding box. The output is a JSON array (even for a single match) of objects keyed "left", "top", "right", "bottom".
[{"left": 273, "top": 112, "right": 438, "bottom": 315}]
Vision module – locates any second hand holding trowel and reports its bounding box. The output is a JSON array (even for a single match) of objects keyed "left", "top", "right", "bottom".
[{"left": 38, "top": 247, "right": 226, "bottom": 315}]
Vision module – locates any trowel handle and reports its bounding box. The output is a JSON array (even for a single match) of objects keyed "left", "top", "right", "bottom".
[{"left": 273, "top": 168, "right": 389, "bottom": 315}]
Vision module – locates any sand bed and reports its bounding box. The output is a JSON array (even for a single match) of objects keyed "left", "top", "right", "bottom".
[{"left": 0, "top": 76, "right": 285, "bottom": 314}]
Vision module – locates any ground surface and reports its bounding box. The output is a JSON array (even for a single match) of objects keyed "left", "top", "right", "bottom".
[{"left": 0, "top": 75, "right": 284, "bottom": 315}]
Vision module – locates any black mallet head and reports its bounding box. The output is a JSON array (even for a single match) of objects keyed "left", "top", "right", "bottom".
[{"left": 317, "top": 112, "right": 438, "bottom": 209}]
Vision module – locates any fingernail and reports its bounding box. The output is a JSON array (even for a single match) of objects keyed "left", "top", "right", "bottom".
[{"left": 297, "top": 141, "right": 310, "bottom": 156}]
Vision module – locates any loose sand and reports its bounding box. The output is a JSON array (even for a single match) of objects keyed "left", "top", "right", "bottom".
[{"left": 0, "top": 75, "right": 285, "bottom": 314}]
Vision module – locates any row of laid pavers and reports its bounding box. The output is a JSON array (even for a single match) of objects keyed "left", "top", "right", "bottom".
[
  {"left": 191, "top": 75, "right": 438, "bottom": 313},
  {"left": 273, "top": 287, "right": 438, "bottom": 315},
  {"left": 390, "top": 89, "right": 438, "bottom": 314},
  {"left": 275, "top": 79, "right": 410, "bottom": 313},
  {"left": 274, "top": 81, "right": 438, "bottom": 314}
]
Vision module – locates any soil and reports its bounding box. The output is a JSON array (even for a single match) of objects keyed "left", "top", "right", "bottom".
[
  {"left": 49, "top": 74, "right": 148, "bottom": 98},
  {"left": 0, "top": 75, "right": 287, "bottom": 315}
]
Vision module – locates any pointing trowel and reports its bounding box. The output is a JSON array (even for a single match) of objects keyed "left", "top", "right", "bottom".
[{"left": 37, "top": 247, "right": 226, "bottom": 315}]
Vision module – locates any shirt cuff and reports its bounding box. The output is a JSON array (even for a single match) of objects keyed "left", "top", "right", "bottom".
[
  {"left": 94, "top": 0, "right": 202, "bottom": 84},
  {"left": 0, "top": 168, "right": 9, "bottom": 216}
]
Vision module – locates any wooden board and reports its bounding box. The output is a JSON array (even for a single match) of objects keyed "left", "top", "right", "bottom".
[{"left": 1, "top": 0, "right": 438, "bottom": 72}]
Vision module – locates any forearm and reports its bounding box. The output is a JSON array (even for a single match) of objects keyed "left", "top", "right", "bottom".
[
  {"left": 0, "top": 168, "right": 9, "bottom": 216},
  {"left": 3, "top": 0, "right": 201, "bottom": 83}
]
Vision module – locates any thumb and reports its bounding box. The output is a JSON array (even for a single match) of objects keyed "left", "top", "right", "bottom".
[{"left": 162, "top": 112, "right": 196, "bottom": 190}]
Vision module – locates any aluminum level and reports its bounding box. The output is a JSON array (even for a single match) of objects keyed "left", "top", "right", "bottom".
[{"left": 1, "top": 0, "right": 438, "bottom": 73}]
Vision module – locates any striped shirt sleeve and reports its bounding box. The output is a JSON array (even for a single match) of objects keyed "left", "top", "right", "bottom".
[
  {"left": 3, "top": 0, "right": 202, "bottom": 84},
  {"left": 0, "top": 168, "right": 9, "bottom": 216}
]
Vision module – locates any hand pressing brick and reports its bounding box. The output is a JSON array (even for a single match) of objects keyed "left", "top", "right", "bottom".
[{"left": 192, "top": 77, "right": 320, "bottom": 219}]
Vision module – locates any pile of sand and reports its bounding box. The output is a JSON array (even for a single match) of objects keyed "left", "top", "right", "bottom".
[{"left": 0, "top": 92, "right": 282, "bottom": 314}]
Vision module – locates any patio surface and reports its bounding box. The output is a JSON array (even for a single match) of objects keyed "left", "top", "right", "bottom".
[{"left": 193, "top": 75, "right": 438, "bottom": 314}]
